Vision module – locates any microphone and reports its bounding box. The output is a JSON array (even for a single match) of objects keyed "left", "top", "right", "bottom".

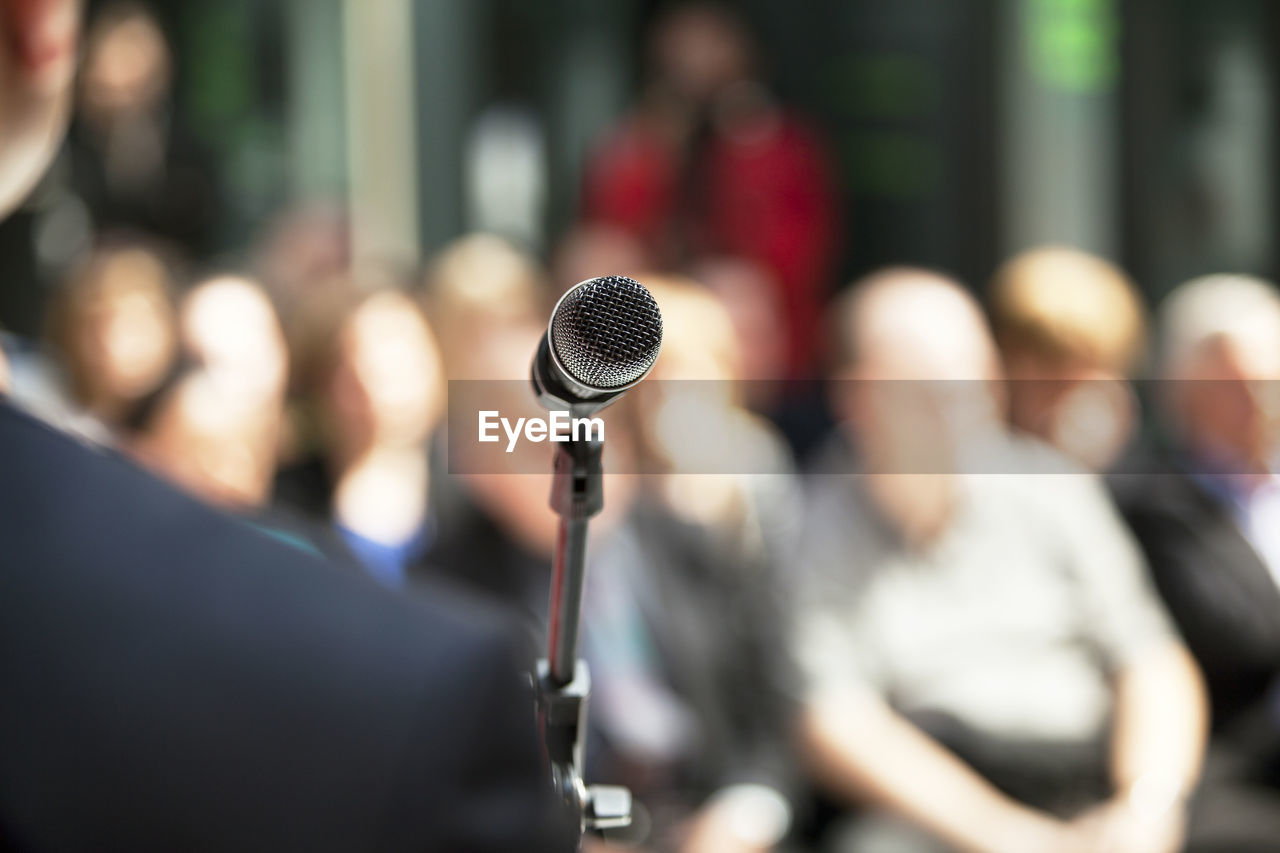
[
  {"left": 531, "top": 275, "right": 663, "bottom": 415},
  {"left": 531, "top": 275, "right": 660, "bottom": 840}
]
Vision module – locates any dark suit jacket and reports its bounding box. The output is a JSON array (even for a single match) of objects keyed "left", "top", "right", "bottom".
[
  {"left": 0, "top": 402, "right": 572, "bottom": 852},
  {"left": 1112, "top": 448, "right": 1280, "bottom": 735}
]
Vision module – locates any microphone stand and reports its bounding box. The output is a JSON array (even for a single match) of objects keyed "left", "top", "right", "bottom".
[{"left": 537, "top": 433, "right": 632, "bottom": 848}]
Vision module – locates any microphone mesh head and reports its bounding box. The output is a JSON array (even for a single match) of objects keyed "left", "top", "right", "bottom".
[{"left": 550, "top": 275, "right": 663, "bottom": 389}]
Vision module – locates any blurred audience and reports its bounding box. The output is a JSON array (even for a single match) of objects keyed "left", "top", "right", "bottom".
[
  {"left": 419, "top": 232, "right": 572, "bottom": 640},
  {"left": 18, "top": 1, "right": 1280, "bottom": 849},
  {"left": 38, "top": 240, "right": 176, "bottom": 440},
  {"left": 422, "top": 232, "right": 549, "bottom": 379},
  {"left": 176, "top": 273, "right": 288, "bottom": 496},
  {"left": 180, "top": 274, "right": 289, "bottom": 407},
  {"left": 126, "top": 364, "right": 275, "bottom": 509},
  {"left": 10, "top": 5, "right": 1279, "bottom": 849},
  {"left": 634, "top": 273, "right": 796, "bottom": 531},
  {"left": 422, "top": 256, "right": 800, "bottom": 851},
  {"left": 427, "top": 365, "right": 572, "bottom": 634},
  {"left": 277, "top": 273, "right": 445, "bottom": 588},
  {"left": 553, "top": 222, "right": 649, "bottom": 290},
  {"left": 689, "top": 255, "right": 787, "bottom": 403},
  {"left": 1115, "top": 276, "right": 1280, "bottom": 800},
  {"left": 587, "top": 275, "right": 800, "bottom": 852},
  {"left": 252, "top": 201, "right": 351, "bottom": 316},
  {"left": 798, "top": 269, "right": 1206, "bottom": 853},
  {"left": 120, "top": 272, "right": 361, "bottom": 562},
  {"left": 990, "top": 247, "right": 1147, "bottom": 473},
  {"left": 582, "top": 1, "right": 839, "bottom": 378}
]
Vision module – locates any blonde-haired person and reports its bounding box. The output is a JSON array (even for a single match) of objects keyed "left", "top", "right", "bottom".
[
  {"left": 421, "top": 232, "right": 548, "bottom": 380},
  {"left": 989, "top": 246, "right": 1147, "bottom": 472}
]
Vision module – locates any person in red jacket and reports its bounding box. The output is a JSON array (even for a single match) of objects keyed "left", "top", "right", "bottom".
[{"left": 582, "top": 2, "right": 840, "bottom": 378}]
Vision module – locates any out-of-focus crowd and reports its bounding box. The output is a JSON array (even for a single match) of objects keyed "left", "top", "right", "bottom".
[{"left": 6, "top": 4, "right": 1280, "bottom": 853}]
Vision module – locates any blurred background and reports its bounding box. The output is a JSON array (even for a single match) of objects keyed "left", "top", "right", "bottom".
[
  {"left": 8, "top": 1, "right": 1280, "bottom": 851},
  {"left": 3, "top": 0, "right": 1277, "bottom": 335}
]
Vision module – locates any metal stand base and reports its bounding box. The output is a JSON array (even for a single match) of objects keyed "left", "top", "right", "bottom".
[{"left": 536, "top": 659, "right": 631, "bottom": 837}]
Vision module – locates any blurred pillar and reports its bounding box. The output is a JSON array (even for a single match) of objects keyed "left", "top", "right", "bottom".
[
  {"left": 1000, "top": 0, "right": 1120, "bottom": 257},
  {"left": 465, "top": 106, "right": 547, "bottom": 249},
  {"left": 545, "top": 0, "right": 635, "bottom": 240},
  {"left": 342, "top": 0, "right": 421, "bottom": 266},
  {"left": 1121, "top": 0, "right": 1275, "bottom": 296},
  {"left": 285, "top": 0, "right": 347, "bottom": 200},
  {"left": 413, "top": 0, "right": 480, "bottom": 257}
]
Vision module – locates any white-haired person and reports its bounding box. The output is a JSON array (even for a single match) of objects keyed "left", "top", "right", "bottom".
[{"left": 1115, "top": 274, "right": 1280, "bottom": 845}]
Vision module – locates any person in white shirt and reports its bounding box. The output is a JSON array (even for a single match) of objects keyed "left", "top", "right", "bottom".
[{"left": 799, "top": 268, "right": 1207, "bottom": 853}]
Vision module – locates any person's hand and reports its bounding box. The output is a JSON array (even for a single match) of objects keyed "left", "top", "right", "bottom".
[
  {"left": 1067, "top": 796, "right": 1186, "bottom": 853},
  {"left": 676, "top": 800, "right": 771, "bottom": 853},
  {"left": 980, "top": 805, "right": 1104, "bottom": 853}
]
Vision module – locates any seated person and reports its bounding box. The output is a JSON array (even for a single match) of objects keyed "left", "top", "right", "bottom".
[
  {"left": 798, "top": 268, "right": 1206, "bottom": 853},
  {"left": 123, "top": 362, "right": 355, "bottom": 566},
  {"left": 1115, "top": 275, "right": 1280, "bottom": 776},
  {"left": 40, "top": 241, "right": 178, "bottom": 441},
  {"left": 592, "top": 276, "right": 800, "bottom": 852},
  {"left": 426, "top": 283, "right": 799, "bottom": 852},
  {"left": 126, "top": 365, "right": 277, "bottom": 510},
  {"left": 989, "top": 246, "right": 1147, "bottom": 473},
  {"left": 276, "top": 272, "right": 445, "bottom": 587}
]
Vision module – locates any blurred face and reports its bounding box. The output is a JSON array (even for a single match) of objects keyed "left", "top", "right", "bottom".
[
  {"left": 80, "top": 7, "right": 169, "bottom": 118},
  {"left": 553, "top": 225, "right": 647, "bottom": 290},
  {"left": 651, "top": 7, "right": 751, "bottom": 104},
  {"left": 1177, "top": 334, "right": 1280, "bottom": 473},
  {"left": 840, "top": 288, "right": 1002, "bottom": 475},
  {"left": 331, "top": 293, "right": 443, "bottom": 451},
  {"left": 81, "top": 279, "right": 176, "bottom": 404},
  {"left": 638, "top": 289, "right": 740, "bottom": 475},
  {"left": 1001, "top": 347, "right": 1135, "bottom": 473},
  {"left": 697, "top": 259, "right": 784, "bottom": 384},
  {"left": 182, "top": 278, "right": 288, "bottom": 404},
  {"left": 132, "top": 374, "right": 276, "bottom": 508},
  {"left": 0, "top": 0, "right": 78, "bottom": 217}
]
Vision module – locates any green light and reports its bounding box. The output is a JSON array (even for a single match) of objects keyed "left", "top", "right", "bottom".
[{"left": 1026, "top": 0, "right": 1119, "bottom": 94}]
